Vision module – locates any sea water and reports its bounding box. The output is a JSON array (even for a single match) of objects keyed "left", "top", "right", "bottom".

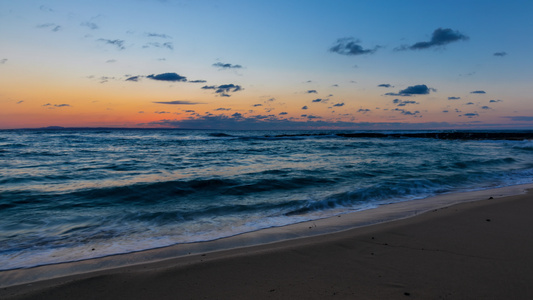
[{"left": 1, "top": 129, "right": 532, "bottom": 270}]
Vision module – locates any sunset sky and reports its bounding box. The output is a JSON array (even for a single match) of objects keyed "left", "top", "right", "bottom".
[{"left": 1, "top": 0, "right": 532, "bottom": 130}]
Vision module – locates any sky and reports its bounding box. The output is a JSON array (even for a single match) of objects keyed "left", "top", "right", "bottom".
[{"left": 1, "top": 0, "right": 532, "bottom": 130}]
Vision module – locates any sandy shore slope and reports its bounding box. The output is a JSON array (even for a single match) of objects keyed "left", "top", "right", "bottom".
[{"left": 2, "top": 187, "right": 533, "bottom": 299}]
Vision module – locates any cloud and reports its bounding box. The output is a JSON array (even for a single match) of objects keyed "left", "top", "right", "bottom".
[
  {"left": 126, "top": 76, "right": 140, "bottom": 82},
  {"left": 16, "top": 100, "right": 24, "bottom": 104},
  {"left": 465, "top": 102, "right": 474, "bottom": 105},
  {"left": 470, "top": 90, "right": 486, "bottom": 94},
  {"left": 143, "top": 42, "right": 173, "bottom": 50},
  {"left": 146, "top": 33, "right": 172, "bottom": 39},
  {"left": 148, "top": 73, "right": 187, "bottom": 82},
  {"left": 81, "top": 21, "right": 98, "bottom": 30},
  {"left": 307, "top": 90, "right": 318, "bottom": 94},
  {"left": 357, "top": 108, "right": 371, "bottom": 113},
  {"left": 37, "top": 23, "right": 61, "bottom": 32},
  {"left": 448, "top": 96, "right": 461, "bottom": 100},
  {"left": 213, "top": 62, "right": 243, "bottom": 69},
  {"left": 215, "top": 108, "right": 231, "bottom": 111},
  {"left": 302, "top": 106, "right": 308, "bottom": 110},
  {"left": 504, "top": 116, "right": 533, "bottom": 122},
  {"left": 312, "top": 98, "right": 324, "bottom": 103},
  {"left": 461, "top": 113, "right": 479, "bottom": 118},
  {"left": 329, "top": 38, "right": 379, "bottom": 55},
  {"left": 490, "top": 99, "right": 503, "bottom": 103},
  {"left": 153, "top": 100, "right": 203, "bottom": 105},
  {"left": 378, "top": 84, "right": 393, "bottom": 88},
  {"left": 398, "top": 28, "right": 468, "bottom": 50},
  {"left": 42, "top": 103, "right": 70, "bottom": 108},
  {"left": 385, "top": 84, "right": 435, "bottom": 96},
  {"left": 393, "top": 99, "right": 419, "bottom": 106},
  {"left": 253, "top": 104, "right": 262, "bottom": 107},
  {"left": 188, "top": 80, "right": 207, "bottom": 83},
  {"left": 97, "top": 39, "right": 125, "bottom": 50},
  {"left": 106, "top": 59, "right": 117, "bottom": 63},
  {"left": 279, "top": 112, "right": 288, "bottom": 115},
  {"left": 481, "top": 106, "right": 491, "bottom": 110},
  {"left": 392, "top": 108, "right": 420, "bottom": 116},
  {"left": 202, "top": 84, "right": 243, "bottom": 97},
  {"left": 333, "top": 103, "right": 345, "bottom": 107},
  {"left": 155, "top": 111, "right": 170, "bottom": 114},
  {"left": 494, "top": 52, "right": 507, "bottom": 57},
  {"left": 0, "top": 59, "right": 7, "bottom": 64}
]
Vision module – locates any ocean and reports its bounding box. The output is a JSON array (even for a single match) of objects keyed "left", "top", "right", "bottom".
[{"left": 1, "top": 129, "right": 532, "bottom": 271}]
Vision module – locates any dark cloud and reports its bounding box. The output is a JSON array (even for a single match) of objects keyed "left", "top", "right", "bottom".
[
  {"left": 307, "top": 90, "right": 318, "bottom": 94},
  {"left": 42, "top": 103, "right": 70, "bottom": 108},
  {"left": 253, "top": 104, "right": 262, "bottom": 107},
  {"left": 329, "top": 38, "right": 379, "bottom": 56},
  {"left": 279, "top": 112, "right": 288, "bottom": 115},
  {"left": 393, "top": 108, "right": 420, "bottom": 116},
  {"left": 312, "top": 98, "right": 324, "bottom": 103},
  {"left": 470, "top": 90, "right": 486, "bottom": 94},
  {"left": 448, "top": 96, "right": 461, "bottom": 100},
  {"left": 153, "top": 100, "right": 203, "bottom": 105},
  {"left": 493, "top": 52, "right": 507, "bottom": 57},
  {"left": 188, "top": 80, "right": 207, "bottom": 83},
  {"left": 481, "top": 106, "right": 491, "bottom": 110},
  {"left": 398, "top": 28, "right": 468, "bottom": 50},
  {"left": 357, "top": 109, "right": 371, "bottom": 113},
  {"left": 465, "top": 102, "right": 474, "bottom": 105},
  {"left": 302, "top": 106, "right": 308, "bottom": 110},
  {"left": 333, "top": 103, "right": 345, "bottom": 107},
  {"left": 386, "top": 84, "right": 435, "bottom": 96},
  {"left": 16, "top": 100, "right": 24, "bottom": 104},
  {"left": 378, "top": 84, "right": 393, "bottom": 88},
  {"left": 490, "top": 99, "right": 503, "bottom": 103},
  {"left": 155, "top": 111, "right": 170, "bottom": 114},
  {"left": 81, "top": 21, "right": 98, "bottom": 30},
  {"left": 97, "top": 39, "right": 125, "bottom": 50},
  {"left": 442, "top": 110, "right": 449, "bottom": 113},
  {"left": 148, "top": 73, "right": 187, "bottom": 82},
  {"left": 202, "top": 84, "right": 243, "bottom": 97},
  {"left": 393, "top": 99, "right": 419, "bottom": 106},
  {"left": 461, "top": 113, "right": 479, "bottom": 118},
  {"left": 213, "top": 62, "right": 243, "bottom": 69},
  {"left": 215, "top": 108, "right": 231, "bottom": 111},
  {"left": 126, "top": 76, "right": 140, "bottom": 82}
]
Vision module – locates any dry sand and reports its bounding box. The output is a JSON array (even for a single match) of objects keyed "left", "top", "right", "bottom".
[{"left": 2, "top": 186, "right": 533, "bottom": 299}]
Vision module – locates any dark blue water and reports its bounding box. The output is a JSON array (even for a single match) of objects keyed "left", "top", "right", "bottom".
[{"left": 1, "top": 129, "right": 532, "bottom": 270}]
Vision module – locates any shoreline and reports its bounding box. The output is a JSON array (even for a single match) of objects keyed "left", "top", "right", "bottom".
[{"left": 1, "top": 183, "right": 533, "bottom": 294}]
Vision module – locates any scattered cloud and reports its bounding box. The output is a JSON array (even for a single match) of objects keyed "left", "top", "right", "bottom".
[
  {"left": 489, "top": 99, "right": 503, "bottom": 103},
  {"left": 397, "top": 28, "right": 468, "bottom": 50},
  {"left": 465, "top": 102, "right": 474, "bottom": 105},
  {"left": 148, "top": 73, "right": 187, "bottom": 82},
  {"left": 106, "top": 59, "right": 117, "bottom": 63},
  {"left": 0, "top": 59, "right": 7, "bottom": 64},
  {"left": 470, "top": 90, "right": 486, "bottom": 94},
  {"left": 302, "top": 106, "right": 308, "bottom": 110},
  {"left": 378, "top": 84, "right": 393, "bottom": 88},
  {"left": 126, "top": 76, "right": 140, "bottom": 82},
  {"left": 385, "top": 84, "right": 435, "bottom": 96},
  {"left": 461, "top": 113, "right": 479, "bottom": 118},
  {"left": 188, "top": 80, "right": 207, "bottom": 83},
  {"left": 153, "top": 100, "right": 204, "bottom": 105},
  {"left": 393, "top": 99, "right": 419, "bottom": 106},
  {"left": 213, "top": 62, "right": 243, "bottom": 69},
  {"left": 97, "top": 39, "right": 126, "bottom": 50},
  {"left": 481, "top": 106, "right": 491, "bottom": 110},
  {"left": 215, "top": 108, "right": 231, "bottom": 111},
  {"left": 143, "top": 42, "right": 173, "bottom": 50},
  {"left": 493, "top": 51, "right": 507, "bottom": 57},
  {"left": 357, "top": 108, "right": 371, "bottom": 114},
  {"left": 155, "top": 111, "right": 170, "bottom": 114},
  {"left": 329, "top": 37, "right": 380, "bottom": 55},
  {"left": 36, "top": 23, "right": 61, "bottom": 32},
  {"left": 16, "top": 100, "right": 24, "bottom": 104},
  {"left": 392, "top": 108, "right": 420, "bottom": 116},
  {"left": 333, "top": 103, "right": 345, "bottom": 107},
  {"left": 202, "top": 84, "right": 243, "bottom": 97},
  {"left": 448, "top": 96, "right": 461, "bottom": 100},
  {"left": 504, "top": 116, "right": 533, "bottom": 122},
  {"left": 307, "top": 90, "right": 318, "bottom": 94},
  {"left": 253, "top": 104, "right": 262, "bottom": 107},
  {"left": 312, "top": 98, "right": 325, "bottom": 103},
  {"left": 146, "top": 33, "right": 172, "bottom": 39},
  {"left": 279, "top": 112, "right": 288, "bottom": 115},
  {"left": 81, "top": 21, "right": 98, "bottom": 30},
  {"left": 42, "top": 103, "right": 71, "bottom": 108}
]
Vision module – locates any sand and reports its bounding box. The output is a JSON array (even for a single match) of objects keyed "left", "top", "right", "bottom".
[{"left": 2, "top": 186, "right": 533, "bottom": 299}]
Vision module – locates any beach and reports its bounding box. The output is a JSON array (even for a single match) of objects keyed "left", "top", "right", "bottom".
[{"left": 2, "top": 186, "right": 533, "bottom": 299}]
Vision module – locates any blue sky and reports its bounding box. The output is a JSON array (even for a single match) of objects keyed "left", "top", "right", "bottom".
[{"left": 1, "top": 0, "right": 532, "bottom": 129}]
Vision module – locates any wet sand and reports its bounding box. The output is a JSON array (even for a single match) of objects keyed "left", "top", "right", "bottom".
[{"left": 2, "top": 186, "right": 533, "bottom": 299}]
